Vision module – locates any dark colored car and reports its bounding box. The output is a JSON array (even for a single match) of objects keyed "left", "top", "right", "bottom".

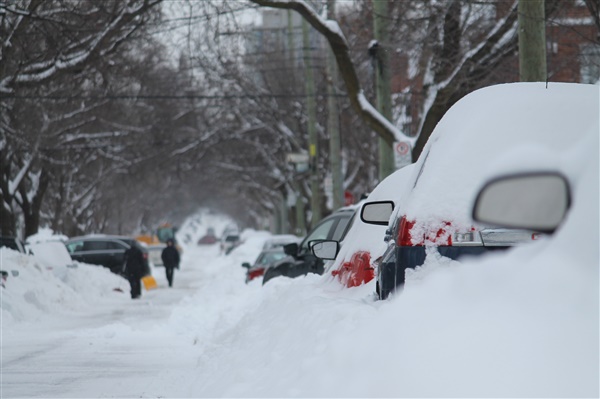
[
  {"left": 242, "top": 247, "right": 289, "bottom": 283},
  {"left": 0, "top": 236, "right": 28, "bottom": 253},
  {"left": 65, "top": 235, "right": 149, "bottom": 276},
  {"left": 263, "top": 207, "right": 356, "bottom": 285}
]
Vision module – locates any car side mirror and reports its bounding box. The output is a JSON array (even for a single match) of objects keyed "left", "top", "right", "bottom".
[
  {"left": 241, "top": 262, "right": 251, "bottom": 268},
  {"left": 361, "top": 201, "right": 394, "bottom": 225},
  {"left": 472, "top": 172, "right": 571, "bottom": 234},
  {"left": 283, "top": 243, "right": 298, "bottom": 257},
  {"left": 311, "top": 240, "right": 339, "bottom": 260}
]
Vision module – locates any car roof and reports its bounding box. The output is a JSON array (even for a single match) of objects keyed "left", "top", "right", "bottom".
[
  {"left": 66, "top": 235, "right": 135, "bottom": 242},
  {"left": 398, "top": 82, "right": 598, "bottom": 228}
]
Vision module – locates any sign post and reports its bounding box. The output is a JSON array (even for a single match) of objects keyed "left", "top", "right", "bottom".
[{"left": 393, "top": 141, "right": 412, "bottom": 169}]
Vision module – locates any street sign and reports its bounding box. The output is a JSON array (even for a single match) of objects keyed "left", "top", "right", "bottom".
[
  {"left": 286, "top": 152, "right": 309, "bottom": 163},
  {"left": 344, "top": 191, "right": 354, "bottom": 206},
  {"left": 394, "top": 141, "right": 412, "bottom": 169}
]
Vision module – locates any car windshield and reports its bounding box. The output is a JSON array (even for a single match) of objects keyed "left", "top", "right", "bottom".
[
  {"left": 256, "top": 251, "right": 287, "bottom": 265},
  {"left": 300, "top": 218, "right": 337, "bottom": 253}
]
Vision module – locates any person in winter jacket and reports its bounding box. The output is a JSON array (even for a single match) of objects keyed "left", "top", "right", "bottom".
[
  {"left": 161, "top": 239, "right": 180, "bottom": 287},
  {"left": 124, "top": 243, "right": 145, "bottom": 299}
]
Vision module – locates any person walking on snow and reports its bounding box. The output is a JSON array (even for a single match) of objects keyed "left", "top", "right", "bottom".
[
  {"left": 161, "top": 239, "right": 180, "bottom": 287},
  {"left": 124, "top": 243, "right": 145, "bottom": 299}
]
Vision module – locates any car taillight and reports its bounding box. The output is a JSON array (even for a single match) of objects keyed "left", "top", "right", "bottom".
[
  {"left": 248, "top": 268, "right": 265, "bottom": 281},
  {"left": 397, "top": 216, "right": 416, "bottom": 246}
]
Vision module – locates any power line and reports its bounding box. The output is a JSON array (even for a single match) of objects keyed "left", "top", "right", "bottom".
[{"left": 3, "top": 93, "right": 348, "bottom": 100}]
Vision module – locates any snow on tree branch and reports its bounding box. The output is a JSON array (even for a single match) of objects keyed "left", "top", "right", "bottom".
[{"left": 249, "top": 0, "right": 412, "bottom": 146}]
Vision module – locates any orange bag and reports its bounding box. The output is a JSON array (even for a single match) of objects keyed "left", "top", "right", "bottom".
[{"left": 141, "top": 275, "right": 157, "bottom": 290}]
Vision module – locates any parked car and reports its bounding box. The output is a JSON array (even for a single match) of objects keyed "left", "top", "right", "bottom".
[
  {"left": 312, "top": 164, "right": 414, "bottom": 288},
  {"left": 242, "top": 246, "right": 290, "bottom": 283},
  {"left": 27, "top": 240, "right": 77, "bottom": 269},
  {"left": 359, "top": 82, "right": 598, "bottom": 299},
  {"left": 65, "top": 235, "right": 150, "bottom": 276},
  {"left": 0, "top": 236, "right": 28, "bottom": 253},
  {"left": 198, "top": 234, "right": 218, "bottom": 245},
  {"left": 220, "top": 233, "right": 241, "bottom": 255},
  {"left": 263, "top": 207, "right": 356, "bottom": 285},
  {"left": 262, "top": 234, "right": 300, "bottom": 250}
]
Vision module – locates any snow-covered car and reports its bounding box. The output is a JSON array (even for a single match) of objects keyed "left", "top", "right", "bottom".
[
  {"left": 312, "top": 165, "right": 414, "bottom": 288},
  {"left": 360, "top": 82, "right": 598, "bottom": 299},
  {"left": 0, "top": 236, "right": 28, "bottom": 254},
  {"left": 242, "top": 246, "right": 289, "bottom": 283},
  {"left": 27, "top": 240, "right": 76, "bottom": 269},
  {"left": 261, "top": 234, "right": 300, "bottom": 250},
  {"left": 263, "top": 207, "right": 356, "bottom": 285},
  {"left": 220, "top": 233, "right": 241, "bottom": 255}
]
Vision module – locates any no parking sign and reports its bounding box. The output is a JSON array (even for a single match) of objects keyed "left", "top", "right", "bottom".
[{"left": 394, "top": 141, "right": 412, "bottom": 169}]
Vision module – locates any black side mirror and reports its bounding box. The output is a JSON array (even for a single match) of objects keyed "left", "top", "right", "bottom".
[
  {"left": 283, "top": 243, "right": 298, "bottom": 257},
  {"left": 241, "top": 262, "right": 251, "bottom": 268}
]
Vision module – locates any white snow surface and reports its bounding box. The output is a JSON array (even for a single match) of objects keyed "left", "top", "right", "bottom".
[{"left": 2, "top": 193, "right": 598, "bottom": 398}]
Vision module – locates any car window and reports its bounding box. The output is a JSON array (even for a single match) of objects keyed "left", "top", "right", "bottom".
[
  {"left": 83, "top": 240, "right": 109, "bottom": 251},
  {"left": 258, "top": 251, "right": 287, "bottom": 265},
  {"left": 66, "top": 241, "right": 84, "bottom": 253},
  {"left": 300, "top": 218, "right": 337, "bottom": 253},
  {"left": 332, "top": 214, "right": 353, "bottom": 241},
  {"left": 107, "top": 241, "right": 128, "bottom": 250}
]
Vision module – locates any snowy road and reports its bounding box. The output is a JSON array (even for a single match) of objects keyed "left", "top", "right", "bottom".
[{"left": 2, "top": 245, "right": 220, "bottom": 398}]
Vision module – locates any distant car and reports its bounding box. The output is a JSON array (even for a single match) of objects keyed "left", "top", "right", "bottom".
[
  {"left": 242, "top": 247, "right": 289, "bottom": 283},
  {"left": 263, "top": 207, "right": 356, "bottom": 285},
  {"left": 360, "top": 82, "right": 598, "bottom": 299},
  {"left": 198, "top": 234, "right": 218, "bottom": 245},
  {"left": 0, "top": 236, "right": 28, "bottom": 253},
  {"left": 65, "top": 235, "right": 150, "bottom": 276},
  {"left": 221, "top": 234, "right": 241, "bottom": 255},
  {"left": 261, "top": 234, "right": 300, "bottom": 250}
]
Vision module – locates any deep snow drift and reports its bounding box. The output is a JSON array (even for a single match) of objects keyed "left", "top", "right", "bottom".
[{"left": 1, "top": 197, "right": 598, "bottom": 397}]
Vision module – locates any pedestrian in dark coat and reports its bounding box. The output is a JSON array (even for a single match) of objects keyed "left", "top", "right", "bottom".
[
  {"left": 124, "top": 244, "right": 145, "bottom": 299},
  {"left": 161, "top": 239, "right": 180, "bottom": 287}
]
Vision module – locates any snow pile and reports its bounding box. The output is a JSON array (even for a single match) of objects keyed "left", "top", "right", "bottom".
[{"left": 1, "top": 247, "right": 129, "bottom": 326}]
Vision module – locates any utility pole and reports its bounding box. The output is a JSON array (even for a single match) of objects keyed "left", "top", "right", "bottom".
[
  {"left": 373, "top": 0, "right": 395, "bottom": 181},
  {"left": 288, "top": 10, "right": 306, "bottom": 236},
  {"left": 518, "top": 0, "right": 547, "bottom": 81},
  {"left": 327, "top": 0, "right": 343, "bottom": 210},
  {"left": 303, "top": 18, "right": 321, "bottom": 226}
]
